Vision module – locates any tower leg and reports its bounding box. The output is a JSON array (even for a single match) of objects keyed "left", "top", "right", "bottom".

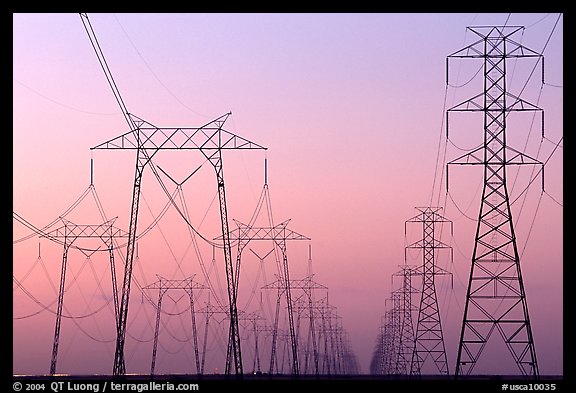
[
  {"left": 50, "top": 244, "right": 70, "bottom": 375},
  {"left": 150, "top": 290, "right": 164, "bottom": 376}
]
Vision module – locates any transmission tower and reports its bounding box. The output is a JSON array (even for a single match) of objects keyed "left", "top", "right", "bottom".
[
  {"left": 391, "top": 266, "right": 419, "bottom": 375},
  {"left": 303, "top": 244, "right": 320, "bottom": 376},
  {"left": 446, "top": 26, "right": 544, "bottom": 378},
  {"left": 254, "top": 324, "right": 278, "bottom": 372},
  {"left": 143, "top": 275, "right": 208, "bottom": 376},
  {"left": 81, "top": 13, "right": 266, "bottom": 376},
  {"left": 228, "top": 219, "right": 310, "bottom": 376},
  {"left": 287, "top": 265, "right": 328, "bottom": 376},
  {"left": 92, "top": 113, "right": 265, "bottom": 376},
  {"left": 44, "top": 217, "right": 128, "bottom": 375},
  {"left": 370, "top": 325, "right": 385, "bottom": 375},
  {"left": 237, "top": 311, "right": 266, "bottom": 374},
  {"left": 379, "top": 311, "right": 396, "bottom": 375},
  {"left": 405, "top": 207, "right": 453, "bottom": 376},
  {"left": 197, "top": 300, "right": 229, "bottom": 375}
]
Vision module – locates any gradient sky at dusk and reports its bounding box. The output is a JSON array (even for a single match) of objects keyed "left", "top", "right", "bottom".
[{"left": 13, "top": 13, "right": 563, "bottom": 376}]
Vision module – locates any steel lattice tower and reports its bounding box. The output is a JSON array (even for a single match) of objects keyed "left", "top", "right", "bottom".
[
  {"left": 380, "top": 311, "right": 395, "bottom": 375},
  {"left": 216, "top": 159, "right": 308, "bottom": 376},
  {"left": 92, "top": 113, "right": 265, "bottom": 376},
  {"left": 81, "top": 14, "right": 266, "bottom": 376},
  {"left": 446, "top": 26, "right": 544, "bottom": 378},
  {"left": 289, "top": 273, "right": 328, "bottom": 376},
  {"left": 143, "top": 276, "right": 208, "bottom": 376},
  {"left": 392, "top": 266, "right": 418, "bottom": 375},
  {"left": 405, "top": 207, "right": 452, "bottom": 376},
  {"left": 237, "top": 311, "right": 265, "bottom": 374},
  {"left": 369, "top": 325, "right": 386, "bottom": 374},
  {"left": 44, "top": 218, "right": 128, "bottom": 375},
  {"left": 198, "top": 301, "right": 229, "bottom": 375}
]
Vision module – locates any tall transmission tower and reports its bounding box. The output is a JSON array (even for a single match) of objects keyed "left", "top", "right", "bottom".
[
  {"left": 80, "top": 14, "right": 266, "bottom": 376},
  {"left": 405, "top": 207, "right": 452, "bottom": 376},
  {"left": 222, "top": 161, "right": 311, "bottom": 376},
  {"left": 446, "top": 26, "right": 544, "bottom": 378},
  {"left": 369, "top": 325, "right": 384, "bottom": 375},
  {"left": 44, "top": 217, "right": 128, "bottom": 375},
  {"left": 249, "top": 218, "right": 311, "bottom": 377},
  {"left": 381, "top": 311, "right": 397, "bottom": 375},
  {"left": 391, "top": 265, "right": 418, "bottom": 375},
  {"left": 237, "top": 311, "right": 266, "bottom": 374},
  {"left": 286, "top": 273, "right": 328, "bottom": 376},
  {"left": 143, "top": 275, "right": 208, "bottom": 375},
  {"left": 198, "top": 300, "right": 229, "bottom": 375},
  {"left": 92, "top": 114, "right": 266, "bottom": 376},
  {"left": 290, "top": 245, "right": 324, "bottom": 376}
]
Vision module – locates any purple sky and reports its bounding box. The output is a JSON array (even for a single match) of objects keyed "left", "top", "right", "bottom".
[{"left": 13, "top": 13, "right": 563, "bottom": 376}]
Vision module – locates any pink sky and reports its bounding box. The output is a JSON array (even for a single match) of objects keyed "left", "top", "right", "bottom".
[{"left": 13, "top": 13, "right": 563, "bottom": 376}]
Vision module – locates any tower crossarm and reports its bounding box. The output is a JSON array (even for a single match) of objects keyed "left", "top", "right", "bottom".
[
  {"left": 447, "top": 26, "right": 542, "bottom": 59},
  {"left": 406, "top": 206, "right": 449, "bottom": 220},
  {"left": 42, "top": 217, "right": 129, "bottom": 240},
  {"left": 217, "top": 219, "right": 311, "bottom": 242},
  {"left": 142, "top": 275, "right": 209, "bottom": 291},
  {"left": 447, "top": 91, "right": 543, "bottom": 113},
  {"left": 285, "top": 276, "right": 329, "bottom": 291},
  {"left": 91, "top": 113, "right": 266, "bottom": 152},
  {"left": 405, "top": 239, "right": 452, "bottom": 250},
  {"left": 409, "top": 264, "right": 452, "bottom": 277},
  {"left": 198, "top": 302, "right": 229, "bottom": 316},
  {"left": 261, "top": 275, "right": 286, "bottom": 291},
  {"left": 448, "top": 145, "right": 543, "bottom": 166}
]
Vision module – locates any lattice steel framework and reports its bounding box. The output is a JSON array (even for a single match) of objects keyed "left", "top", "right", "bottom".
[
  {"left": 237, "top": 311, "right": 266, "bottom": 374},
  {"left": 92, "top": 113, "right": 266, "bottom": 376},
  {"left": 143, "top": 275, "right": 208, "bottom": 375},
  {"left": 44, "top": 217, "right": 128, "bottom": 375},
  {"left": 391, "top": 266, "right": 419, "bottom": 375},
  {"left": 446, "top": 26, "right": 544, "bottom": 378},
  {"left": 81, "top": 13, "right": 266, "bottom": 376},
  {"left": 405, "top": 207, "right": 453, "bottom": 376},
  {"left": 227, "top": 219, "right": 310, "bottom": 376},
  {"left": 381, "top": 311, "right": 395, "bottom": 375},
  {"left": 289, "top": 271, "right": 328, "bottom": 376},
  {"left": 197, "top": 301, "right": 229, "bottom": 374}
]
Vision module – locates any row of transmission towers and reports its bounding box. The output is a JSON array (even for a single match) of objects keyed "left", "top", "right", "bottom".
[
  {"left": 39, "top": 157, "right": 360, "bottom": 377},
  {"left": 214, "top": 161, "right": 360, "bottom": 376},
  {"left": 370, "top": 207, "right": 453, "bottom": 377},
  {"left": 371, "top": 25, "right": 547, "bottom": 379}
]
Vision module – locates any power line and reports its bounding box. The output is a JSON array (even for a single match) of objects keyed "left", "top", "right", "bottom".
[
  {"left": 13, "top": 78, "right": 119, "bottom": 116},
  {"left": 516, "top": 13, "right": 563, "bottom": 100},
  {"left": 525, "top": 13, "right": 552, "bottom": 29},
  {"left": 112, "top": 13, "right": 212, "bottom": 120}
]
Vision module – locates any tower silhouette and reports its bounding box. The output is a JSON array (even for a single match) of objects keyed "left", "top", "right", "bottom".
[
  {"left": 406, "top": 207, "right": 452, "bottom": 376},
  {"left": 447, "top": 26, "right": 543, "bottom": 378}
]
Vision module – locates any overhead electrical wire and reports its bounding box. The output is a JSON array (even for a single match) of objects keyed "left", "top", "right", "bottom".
[
  {"left": 80, "top": 13, "right": 134, "bottom": 130},
  {"left": 14, "top": 254, "right": 113, "bottom": 320},
  {"left": 13, "top": 185, "right": 93, "bottom": 244},
  {"left": 112, "top": 13, "right": 212, "bottom": 120},
  {"left": 525, "top": 13, "right": 552, "bottom": 29},
  {"left": 14, "top": 78, "right": 119, "bottom": 116},
  {"left": 13, "top": 253, "right": 42, "bottom": 291},
  {"left": 544, "top": 190, "right": 563, "bottom": 207}
]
